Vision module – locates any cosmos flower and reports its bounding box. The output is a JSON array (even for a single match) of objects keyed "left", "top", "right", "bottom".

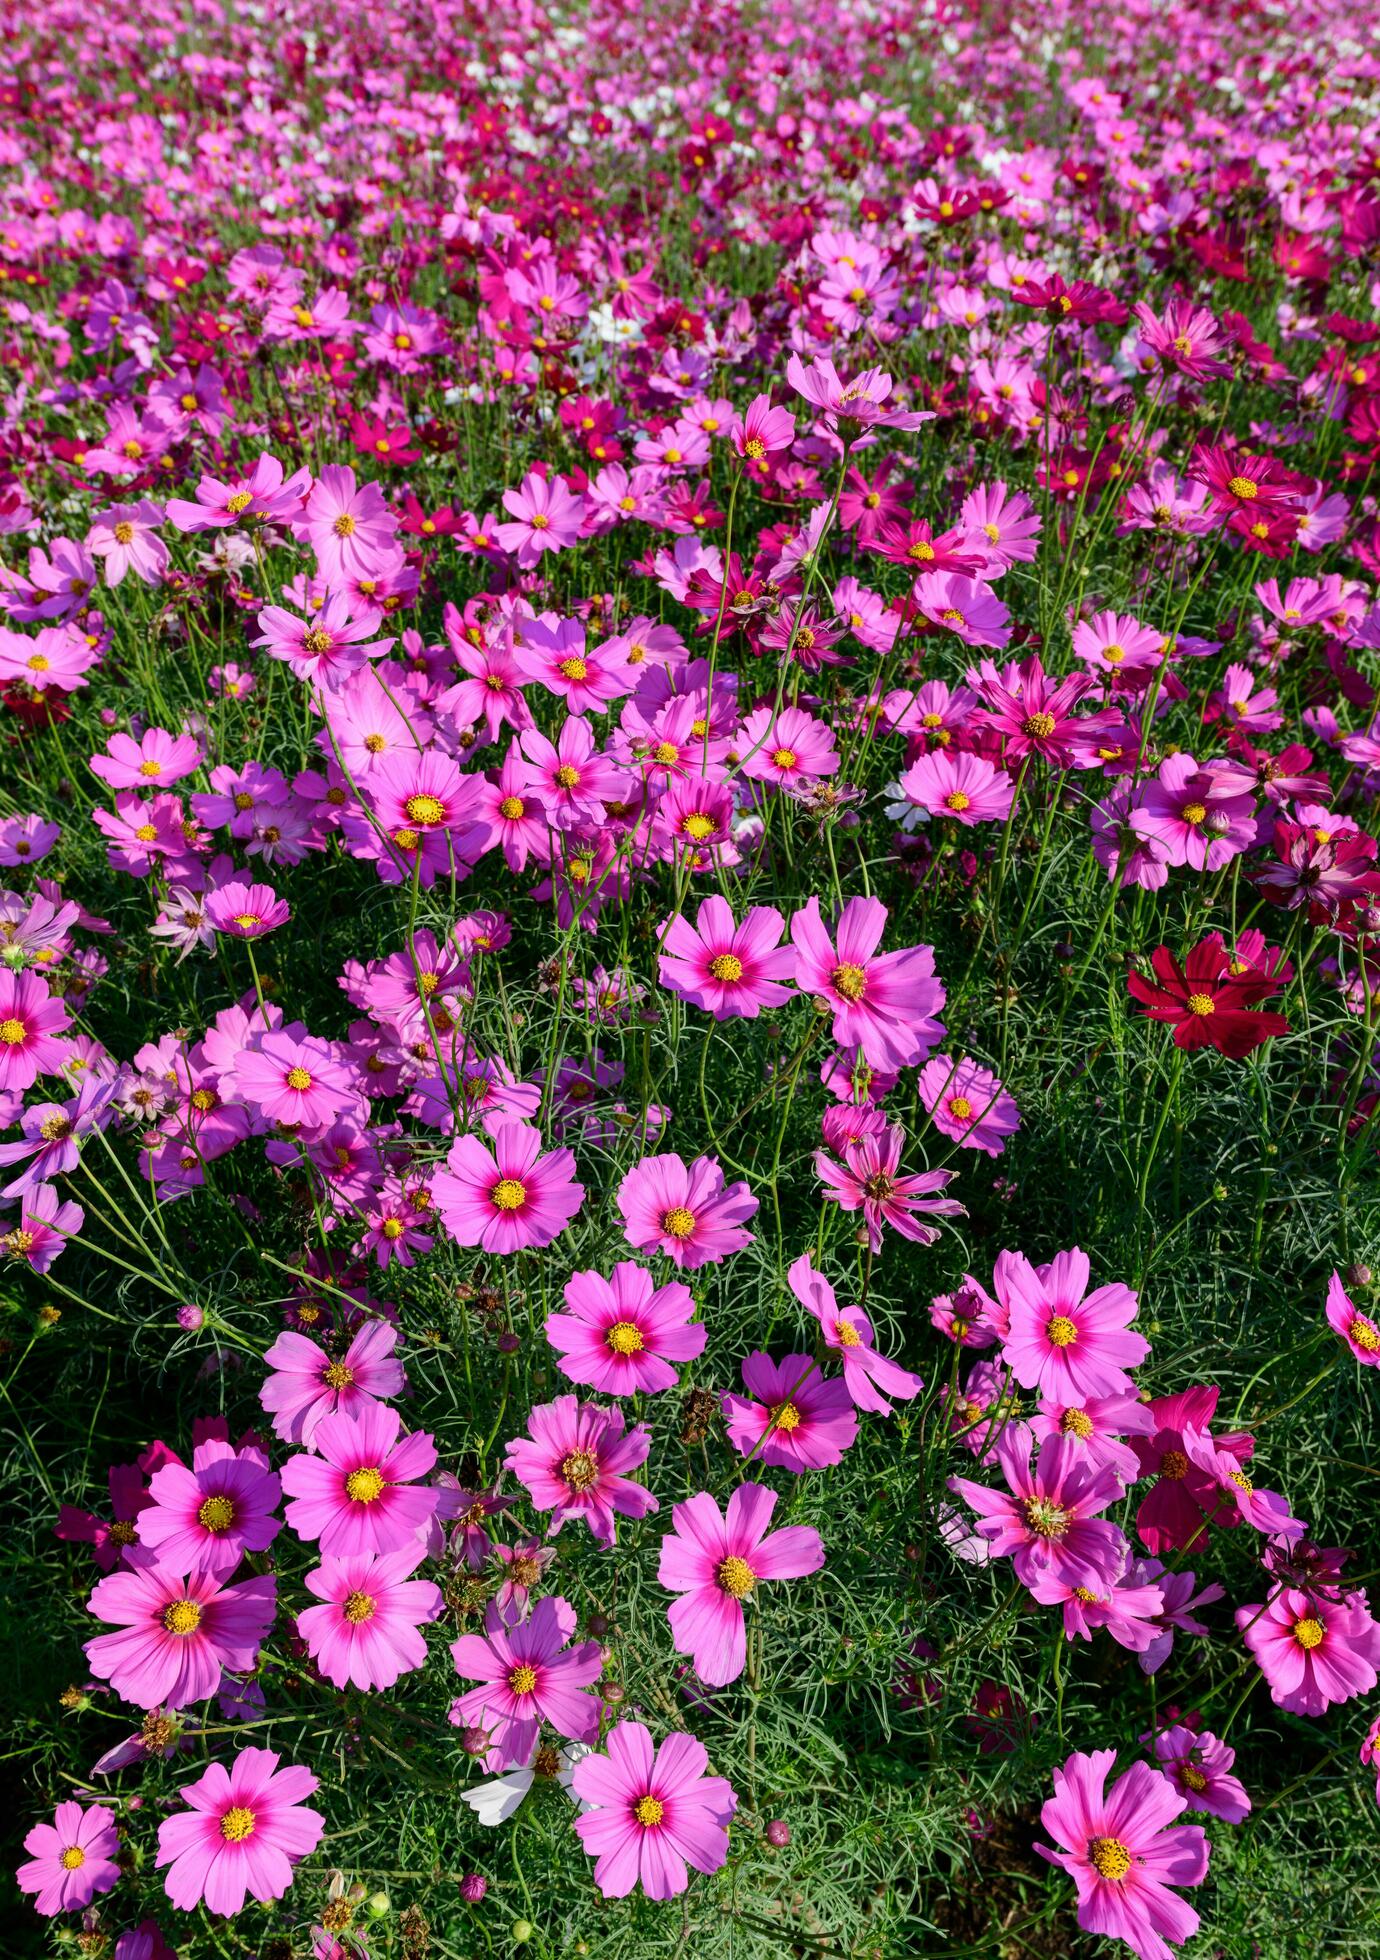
[
  {"left": 1036, "top": 1750, "right": 1209, "bottom": 1960},
  {"left": 544, "top": 1262, "right": 705, "bottom": 1395},
  {"left": 1325, "top": 1270, "right": 1380, "bottom": 1366},
  {"left": 85, "top": 1560, "right": 277, "bottom": 1709},
  {"left": 571, "top": 1721, "right": 737, "bottom": 1900},
  {"left": 137, "top": 1437, "right": 282, "bottom": 1579},
  {"left": 790, "top": 896, "right": 946, "bottom": 1071},
  {"left": 814, "top": 1120, "right": 963, "bottom": 1253},
  {"left": 280, "top": 1403, "right": 439, "bottom": 1557},
  {"left": 259, "top": 1319, "right": 406, "bottom": 1445},
  {"left": 503, "top": 1395, "right": 656, "bottom": 1545},
  {"left": 615, "top": 1152, "right": 757, "bottom": 1268},
  {"left": 433, "top": 1123, "right": 584, "bottom": 1253},
  {"left": 449, "top": 1595, "right": 603, "bottom": 1768},
  {"left": 786, "top": 1253, "right": 923, "bottom": 1414},
  {"left": 18, "top": 1800, "right": 121, "bottom": 1917},
  {"left": 917, "top": 1054, "right": 1020, "bottom": 1154},
  {"left": 657, "top": 897, "right": 796, "bottom": 1019},
  {"left": 297, "top": 1546, "right": 443, "bottom": 1691},
  {"left": 657, "top": 1483, "right": 824, "bottom": 1685},
  {"left": 156, "top": 1747, "right": 324, "bottom": 1914},
  {"left": 948, "top": 1432, "right": 1125, "bottom": 1590},
  {"left": 1151, "top": 1725, "right": 1250, "bottom": 1824},
  {"left": 722, "top": 1352, "right": 858, "bottom": 1472},
  {"left": 1235, "top": 1586, "right": 1380, "bottom": 1717},
  {"left": 996, "top": 1246, "right": 1148, "bottom": 1404}
]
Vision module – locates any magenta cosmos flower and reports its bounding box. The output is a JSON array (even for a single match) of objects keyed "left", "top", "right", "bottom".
[
  {"left": 814, "top": 1121, "right": 963, "bottom": 1254},
  {"left": 1130, "top": 1385, "right": 1251, "bottom": 1555},
  {"left": 1152, "top": 1725, "right": 1250, "bottom": 1824},
  {"left": 723, "top": 1353, "right": 858, "bottom": 1472},
  {"left": 949, "top": 1432, "right": 1125, "bottom": 1590},
  {"left": 1037, "top": 1750, "right": 1209, "bottom": 1960},
  {"left": 85, "top": 1560, "right": 276, "bottom": 1709},
  {"left": 1236, "top": 1585, "right": 1380, "bottom": 1716},
  {"left": 156, "top": 1747, "right": 324, "bottom": 1915},
  {"left": 259, "top": 1320, "right": 405, "bottom": 1446},
  {"left": 504, "top": 1395, "right": 656, "bottom": 1545},
  {"left": 787, "top": 1253, "right": 922, "bottom": 1415},
  {"left": 433, "top": 1122, "right": 583, "bottom": 1254},
  {"left": 657, "top": 896, "right": 796, "bottom": 1020},
  {"left": 280, "top": 1404, "right": 439, "bottom": 1557},
  {"left": 615, "top": 1152, "right": 757, "bottom": 1269},
  {"left": 298, "top": 1546, "right": 442, "bottom": 1691},
  {"left": 918, "top": 1054, "right": 1020, "bottom": 1155},
  {"left": 236, "top": 1031, "right": 355, "bottom": 1129},
  {"left": 790, "top": 895, "right": 945, "bottom": 1071},
  {"left": 204, "top": 879, "right": 291, "bottom": 939},
  {"left": 1325, "top": 1269, "right": 1380, "bottom": 1365},
  {"left": 996, "top": 1247, "right": 1148, "bottom": 1404},
  {"left": 450, "top": 1594, "right": 603, "bottom": 1768},
  {"left": 138, "top": 1438, "right": 282, "bottom": 1578},
  {"left": 571, "top": 1722, "right": 737, "bottom": 1901},
  {"left": 18, "top": 1801, "right": 120, "bottom": 1917},
  {"left": 899, "top": 748, "right": 1016, "bottom": 825},
  {"left": 545, "top": 1262, "right": 705, "bottom": 1395},
  {"left": 495, "top": 467, "right": 585, "bottom": 566},
  {"left": 657, "top": 1483, "right": 824, "bottom": 1685},
  {"left": 369, "top": 745, "right": 482, "bottom": 839},
  {"left": 0, "top": 968, "right": 71, "bottom": 1093},
  {"left": 730, "top": 392, "right": 796, "bottom": 461}
]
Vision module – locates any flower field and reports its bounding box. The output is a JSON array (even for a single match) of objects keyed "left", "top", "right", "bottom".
[{"left": 5, "top": 1, "right": 1380, "bottom": 1955}]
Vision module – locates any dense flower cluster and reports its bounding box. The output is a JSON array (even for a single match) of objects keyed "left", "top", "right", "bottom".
[{"left": 4, "top": 0, "right": 1380, "bottom": 1955}]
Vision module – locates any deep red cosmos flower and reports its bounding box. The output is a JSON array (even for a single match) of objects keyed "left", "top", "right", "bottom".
[{"left": 1127, "top": 936, "right": 1290, "bottom": 1058}]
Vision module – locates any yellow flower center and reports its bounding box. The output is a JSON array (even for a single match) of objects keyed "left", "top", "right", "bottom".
[
  {"left": 0, "top": 1018, "right": 26, "bottom": 1045},
  {"left": 772, "top": 747, "right": 798, "bottom": 770},
  {"left": 345, "top": 1466, "right": 385, "bottom": 1504},
  {"left": 498, "top": 796, "right": 525, "bottom": 820},
  {"left": 60, "top": 1846, "right": 86, "bottom": 1870},
  {"left": 634, "top": 1794, "right": 664, "bottom": 1827},
  {"left": 1061, "top": 1407, "right": 1094, "bottom": 1439},
  {"left": 1294, "top": 1616, "right": 1325, "bottom": 1649},
  {"left": 113, "top": 521, "right": 135, "bottom": 544},
  {"left": 304, "top": 628, "right": 332, "bottom": 654},
  {"left": 651, "top": 741, "right": 678, "bottom": 765},
  {"left": 661, "top": 1206, "right": 696, "bottom": 1239},
  {"left": 508, "top": 1663, "right": 538, "bottom": 1695},
  {"left": 560, "top": 1449, "right": 599, "bottom": 1492},
  {"left": 606, "top": 1320, "right": 644, "bottom": 1355},
  {"left": 683, "top": 813, "right": 715, "bottom": 841},
  {"left": 1046, "top": 1314, "right": 1078, "bottom": 1347},
  {"left": 773, "top": 1401, "right": 802, "bottom": 1433},
  {"left": 708, "top": 953, "right": 744, "bottom": 982},
  {"left": 333, "top": 512, "right": 357, "bottom": 537},
  {"left": 945, "top": 791, "right": 971, "bottom": 812},
  {"left": 1181, "top": 1763, "right": 1208, "bottom": 1793},
  {"left": 831, "top": 962, "right": 867, "bottom": 1001},
  {"left": 558, "top": 656, "right": 588, "bottom": 680},
  {"left": 405, "top": 794, "right": 445, "bottom": 826},
  {"left": 220, "top": 1806, "right": 256, "bottom": 1842},
  {"left": 343, "top": 1590, "right": 376, "bottom": 1624},
  {"left": 1351, "top": 1317, "right": 1380, "bottom": 1352},
  {"left": 1023, "top": 711, "right": 1057, "bottom": 739},
  {"left": 1185, "top": 994, "right": 1216, "bottom": 1017},
  {"left": 135, "top": 823, "right": 159, "bottom": 843},
  {"left": 947, "top": 1096, "right": 973, "bottom": 1120},
  {"left": 164, "top": 1598, "right": 203, "bottom": 1635},
  {"left": 835, "top": 1320, "right": 861, "bottom": 1348},
  {"left": 323, "top": 1361, "right": 354, "bottom": 1389},
  {"left": 285, "top": 1066, "right": 312, "bottom": 1091},
  {"left": 717, "top": 1555, "right": 756, "bottom": 1598},
  {"left": 1181, "top": 801, "right": 1207, "bottom": 825},
  {"left": 231, "top": 914, "right": 261, "bottom": 931},
  {"left": 555, "top": 765, "right": 580, "bottom": 789},
  {"left": 226, "top": 491, "right": 253, "bottom": 515},
  {"left": 197, "top": 1495, "right": 235, "bottom": 1533},
  {"left": 1088, "top": 1836, "right": 1132, "bottom": 1881},
  {"left": 492, "top": 1178, "right": 527, "bottom": 1211},
  {"left": 1226, "top": 475, "right": 1258, "bottom": 500},
  {"left": 1160, "top": 1449, "right": 1189, "bottom": 1480}
]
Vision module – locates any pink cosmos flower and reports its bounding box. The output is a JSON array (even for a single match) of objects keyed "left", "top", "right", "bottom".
[
  {"left": 236, "top": 1031, "right": 355, "bottom": 1130},
  {"left": 1181, "top": 1430, "right": 1305, "bottom": 1540},
  {"left": 545, "top": 1262, "right": 705, "bottom": 1395},
  {"left": 85, "top": 1560, "right": 277, "bottom": 1709},
  {"left": 495, "top": 469, "right": 585, "bottom": 566},
  {"left": 790, "top": 896, "right": 946, "bottom": 1071},
  {"left": 137, "top": 1438, "right": 282, "bottom": 1578},
  {"left": 615, "top": 1152, "right": 757, "bottom": 1269},
  {"left": 3, "top": 1179, "right": 84, "bottom": 1272},
  {"left": 1130, "top": 1386, "right": 1252, "bottom": 1555},
  {"left": 786, "top": 1253, "right": 922, "bottom": 1415},
  {"left": 571, "top": 1721, "right": 737, "bottom": 1900},
  {"left": 1236, "top": 1586, "right": 1380, "bottom": 1716},
  {"left": 297, "top": 1546, "right": 443, "bottom": 1691},
  {"left": 657, "top": 896, "right": 796, "bottom": 1019},
  {"left": 730, "top": 393, "right": 796, "bottom": 461},
  {"left": 914, "top": 571, "right": 1012, "bottom": 649},
  {"left": 0, "top": 968, "right": 71, "bottom": 1093},
  {"left": 898, "top": 748, "right": 1016, "bottom": 824},
  {"left": 56, "top": 1460, "right": 152, "bottom": 1572},
  {"left": 1037, "top": 1749, "right": 1209, "bottom": 1960},
  {"left": 1136, "top": 753, "right": 1257, "bottom": 871},
  {"left": 917, "top": 1054, "right": 1020, "bottom": 1154},
  {"left": 1360, "top": 1715, "right": 1380, "bottom": 1809},
  {"left": 948, "top": 1432, "right": 1125, "bottom": 1590},
  {"left": 156, "top": 1747, "right": 324, "bottom": 1915},
  {"left": 302, "top": 466, "right": 398, "bottom": 584},
  {"left": 18, "top": 1800, "right": 121, "bottom": 1917},
  {"left": 1325, "top": 1269, "right": 1380, "bottom": 1365},
  {"left": 722, "top": 1353, "right": 858, "bottom": 1472},
  {"left": 90, "top": 726, "right": 201, "bottom": 791},
  {"left": 280, "top": 1404, "right": 439, "bottom": 1556},
  {"left": 737, "top": 704, "right": 839, "bottom": 787},
  {"left": 814, "top": 1121, "right": 963, "bottom": 1253},
  {"left": 87, "top": 501, "right": 170, "bottom": 585},
  {"left": 369, "top": 745, "right": 482, "bottom": 840},
  {"left": 450, "top": 1595, "right": 603, "bottom": 1768},
  {"left": 518, "top": 715, "right": 631, "bottom": 832},
  {"left": 433, "top": 1123, "right": 584, "bottom": 1253},
  {"left": 1028, "top": 1391, "right": 1155, "bottom": 1484},
  {"left": 996, "top": 1247, "right": 1148, "bottom": 1404},
  {"left": 259, "top": 1321, "right": 405, "bottom": 1446},
  {"left": 785, "top": 353, "right": 930, "bottom": 434},
  {"left": 1026, "top": 1548, "right": 1165, "bottom": 1652},
  {"left": 504, "top": 1395, "right": 656, "bottom": 1545},
  {"left": 1152, "top": 1725, "right": 1250, "bottom": 1823},
  {"left": 657, "top": 1483, "right": 824, "bottom": 1685},
  {"left": 513, "top": 615, "right": 631, "bottom": 712},
  {"left": 205, "top": 880, "right": 291, "bottom": 939}
]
